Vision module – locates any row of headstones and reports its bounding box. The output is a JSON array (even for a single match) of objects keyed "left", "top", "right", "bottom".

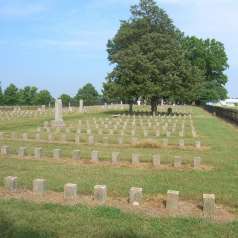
[
  {"left": 76, "top": 118, "right": 193, "bottom": 128},
  {"left": 25, "top": 128, "right": 197, "bottom": 140},
  {"left": 121, "top": 111, "right": 192, "bottom": 117},
  {"left": 39, "top": 128, "right": 196, "bottom": 139},
  {"left": 0, "top": 110, "right": 51, "bottom": 118},
  {"left": 45, "top": 119, "right": 193, "bottom": 130},
  {"left": 0, "top": 146, "right": 202, "bottom": 169},
  {"left": 45, "top": 120, "right": 191, "bottom": 130},
  {"left": 3, "top": 176, "right": 215, "bottom": 219},
  {"left": 0, "top": 132, "right": 201, "bottom": 148}
]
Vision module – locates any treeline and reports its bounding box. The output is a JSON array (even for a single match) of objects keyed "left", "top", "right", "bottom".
[
  {"left": 103, "top": 0, "right": 229, "bottom": 112},
  {"left": 0, "top": 83, "right": 103, "bottom": 106}
]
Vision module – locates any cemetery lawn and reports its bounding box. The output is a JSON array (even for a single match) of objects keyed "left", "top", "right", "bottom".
[{"left": 1, "top": 106, "right": 238, "bottom": 237}]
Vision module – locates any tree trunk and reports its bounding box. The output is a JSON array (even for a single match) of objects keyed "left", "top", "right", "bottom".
[
  {"left": 151, "top": 98, "right": 158, "bottom": 115},
  {"left": 129, "top": 103, "right": 133, "bottom": 114}
]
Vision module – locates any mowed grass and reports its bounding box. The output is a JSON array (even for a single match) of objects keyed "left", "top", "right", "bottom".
[
  {"left": 1, "top": 199, "right": 238, "bottom": 238},
  {"left": 0, "top": 106, "right": 238, "bottom": 237}
]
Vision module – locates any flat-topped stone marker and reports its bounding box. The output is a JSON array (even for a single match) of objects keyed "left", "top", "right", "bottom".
[
  {"left": 88, "top": 135, "right": 94, "bottom": 145},
  {"left": 91, "top": 151, "right": 99, "bottom": 162},
  {"left": 1, "top": 145, "right": 9, "bottom": 156},
  {"left": 18, "top": 147, "right": 27, "bottom": 159},
  {"left": 162, "top": 138, "right": 168, "bottom": 146},
  {"left": 94, "top": 185, "right": 107, "bottom": 204},
  {"left": 193, "top": 157, "right": 201, "bottom": 169},
  {"left": 48, "top": 133, "right": 53, "bottom": 142},
  {"left": 195, "top": 141, "right": 201, "bottom": 149},
  {"left": 33, "top": 179, "right": 47, "bottom": 195},
  {"left": 22, "top": 133, "right": 28, "bottom": 141},
  {"left": 179, "top": 139, "right": 185, "bottom": 148},
  {"left": 166, "top": 190, "right": 179, "bottom": 210},
  {"left": 34, "top": 147, "right": 42, "bottom": 159},
  {"left": 174, "top": 156, "right": 182, "bottom": 168},
  {"left": 203, "top": 194, "right": 215, "bottom": 219},
  {"left": 72, "top": 150, "right": 80, "bottom": 160},
  {"left": 129, "top": 187, "right": 143, "bottom": 206},
  {"left": 75, "top": 135, "right": 80, "bottom": 144},
  {"left": 53, "top": 149, "right": 61, "bottom": 159},
  {"left": 112, "top": 152, "right": 120, "bottom": 164},
  {"left": 132, "top": 153, "right": 140, "bottom": 164},
  {"left": 35, "top": 133, "right": 41, "bottom": 140},
  {"left": 64, "top": 183, "right": 77, "bottom": 200},
  {"left": 4, "top": 176, "right": 17, "bottom": 192},
  {"left": 152, "top": 154, "right": 160, "bottom": 168}
]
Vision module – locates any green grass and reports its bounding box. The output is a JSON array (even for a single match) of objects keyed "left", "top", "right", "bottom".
[
  {"left": 0, "top": 199, "right": 238, "bottom": 238},
  {"left": 0, "top": 106, "right": 238, "bottom": 237}
]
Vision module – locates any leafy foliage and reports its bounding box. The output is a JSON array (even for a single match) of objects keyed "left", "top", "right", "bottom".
[
  {"left": 0, "top": 83, "right": 54, "bottom": 106},
  {"left": 103, "top": 0, "right": 229, "bottom": 111},
  {"left": 75, "top": 83, "right": 101, "bottom": 106}
]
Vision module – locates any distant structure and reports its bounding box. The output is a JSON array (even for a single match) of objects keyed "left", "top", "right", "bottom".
[{"left": 208, "top": 98, "right": 238, "bottom": 107}]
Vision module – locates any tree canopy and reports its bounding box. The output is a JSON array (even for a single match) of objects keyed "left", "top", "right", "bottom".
[
  {"left": 103, "top": 0, "right": 229, "bottom": 111},
  {"left": 0, "top": 83, "right": 54, "bottom": 106},
  {"left": 75, "top": 83, "right": 100, "bottom": 106}
]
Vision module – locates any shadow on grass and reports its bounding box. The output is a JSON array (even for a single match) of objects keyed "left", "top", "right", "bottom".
[
  {"left": 103, "top": 229, "right": 152, "bottom": 238},
  {"left": 0, "top": 214, "right": 58, "bottom": 238}
]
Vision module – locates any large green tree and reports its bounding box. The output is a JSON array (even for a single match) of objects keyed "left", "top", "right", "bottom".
[
  {"left": 60, "top": 94, "right": 72, "bottom": 107},
  {"left": 75, "top": 83, "right": 99, "bottom": 106},
  {"left": 104, "top": 0, "right": 201, "bottom": 112},
  {"left": 182, "top": 36, "right": 229, "bottom": 103},
  {"left": 34, "top": 90, "right": 54, "bottom": 106},
  {"left": 4, "top": 84, "right": 19, "bottom": 105},
  {"left": 18, "top": 86, "right": 38, "bottom": 105}
]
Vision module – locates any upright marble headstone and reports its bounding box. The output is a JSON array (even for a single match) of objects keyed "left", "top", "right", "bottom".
[
  {"left": 79, "top": 100, "right": 84, "bottom": 112},
  {"left": 52, "top": 99, "right": 65, "bottom": 127}
]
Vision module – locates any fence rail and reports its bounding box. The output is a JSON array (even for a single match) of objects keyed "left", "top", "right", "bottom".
[{"left": 203, "top": 105, "right": 238, "bottom": 124}]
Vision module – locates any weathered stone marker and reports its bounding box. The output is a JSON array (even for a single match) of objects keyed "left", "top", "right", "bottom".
[
  {"left": 33, "top": 179, "right": 47, "bottom": 195},
  {"left": 22, "top": 133, "right": 28, "bottom": 141},
  {"left": 35, "top": 133, "right": 41, "bottom": 141},
  {"left": 88, "top": 135, "right": 94, "bottom": 145},
  {"left": 117, "top": 137, "right": 123, "bottom": 145},
  {"left": 18, "top": 147, "right": 27, "bottom": 159},
  {"left": 34, "top": 147, "right": 42, "bottom": 159},
  {"left": 72, "top": 150, "right": 80, "bottom": 160},
  {"left": 91, "top": 151, "right": 99, "bottom": 162},
  {"left": 129, "top": 187, "right": 143, "bottom": 206},
  {"left": 132, "top": 153, "right": 140, "bottom": 164},
  {"left": 195, "top": 141, "right": 201, "bottom": 149},
  {"left": 53, "top": 149, "right": 61, "bottom": 159},
  {"left": 52, "top": 99, "right": 65, "bottom": 127},
  {"left": 75, "top": 134, "right": 80, "bottom": 144},
  {"left": 64, "top": 183, "right": 77, "bottom": 199},
  {"left": 112, "top": 152, "right": 120, "bottom": 164},
  {"left": 174, "top": 156, "right": 182, "bottom": 168},
  {"left": 166, "top": 190, "right": 179, "bottom": 210},
  {"left": 179, "top": 139, "right": 185, "bottom": 148},
  {"left": 152, "top": 154, "right": 161, "bottom": 168},
  {"left": 1, "top": 145, "right": 9, "bottom": 156},
  {"left": 94, "top": 185, "right": 107, "bottom": 203},
  {"left": 203, "top": 194, "right": 215, "bottom": 219},
  {"left": 162, "top": 138, "right": 168, "bottom": 147},
  {"left": 193, "top": 157, "right": 201, "bottom": 169},
  {"left": 79, "top": 99, "right": 84, "bottom": 112},
  {"left": 4, "top": 176, "right": 17, "bottom": 192},
  {"left": 48, "top": 133, "right": 53, "bottom": 142}
]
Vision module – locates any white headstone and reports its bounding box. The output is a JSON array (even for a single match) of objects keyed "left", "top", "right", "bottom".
[
  {"left": 79, "top": 100, "right": 84, "bottom": 112},
  {"left": 52, "top": 99, "right": 64, "bottom": 127}
]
